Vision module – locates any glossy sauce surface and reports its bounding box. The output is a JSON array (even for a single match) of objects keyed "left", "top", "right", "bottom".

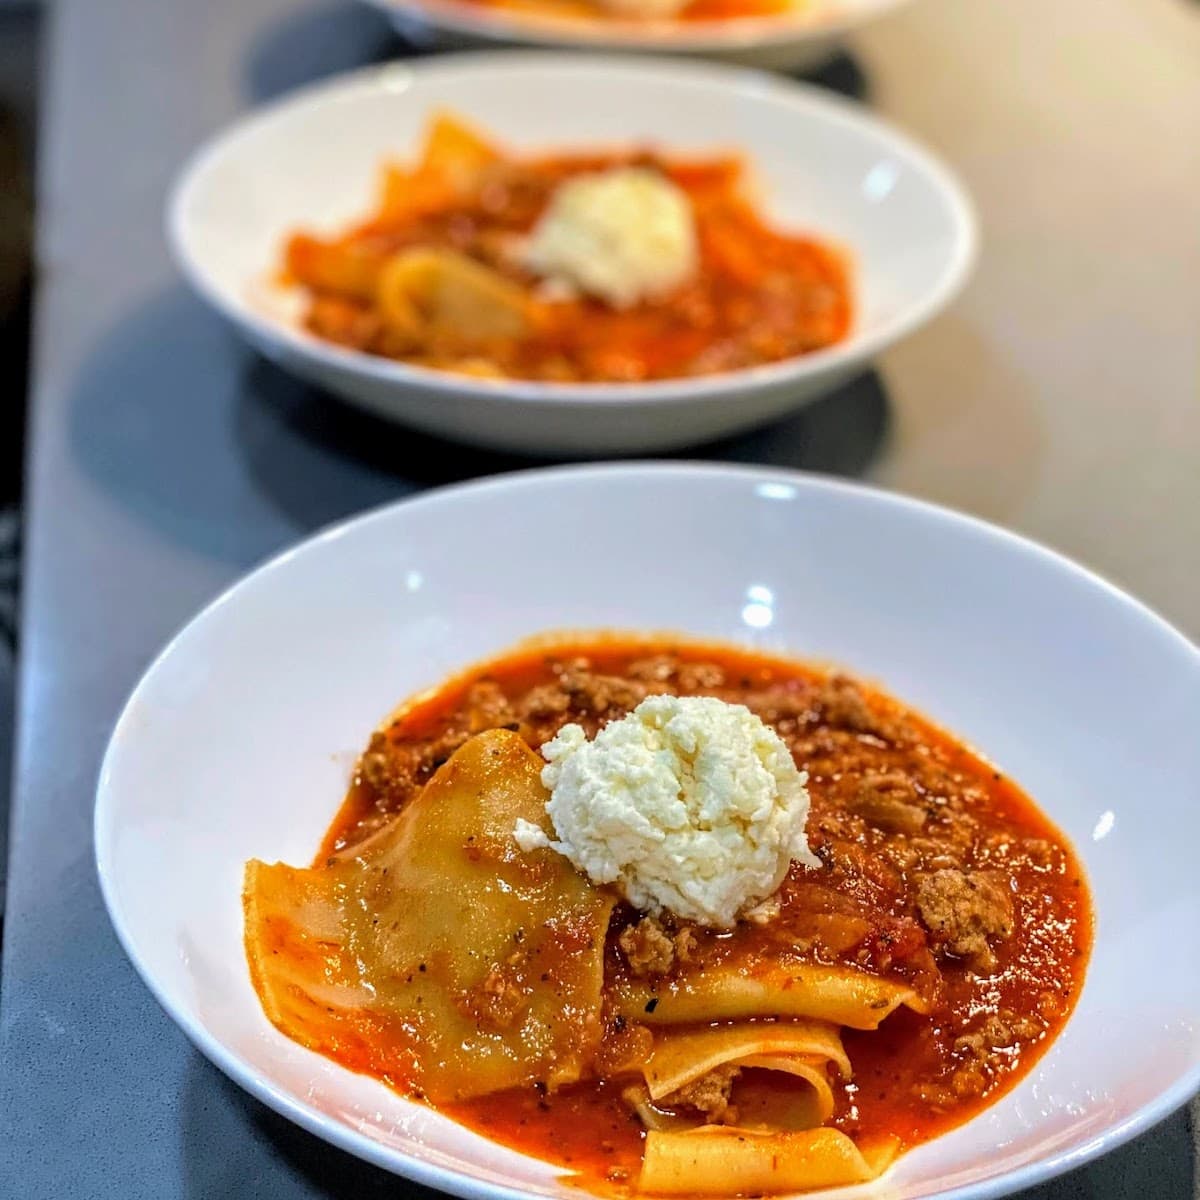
[{"left": 321, "top": 640, "right": 1091, "bottom": 1190}]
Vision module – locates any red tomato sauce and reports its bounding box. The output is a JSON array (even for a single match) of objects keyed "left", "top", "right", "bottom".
[{"left": 319, "top": 638, "right": 1092, "bottom": 1192}]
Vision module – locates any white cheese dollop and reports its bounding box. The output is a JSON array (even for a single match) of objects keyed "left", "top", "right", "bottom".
[
  {"left": 513, "top": 695, "right": 820, "bottom": 927},
  {"left": 523, "top": 167, "right": 698, "bottom": 310}
]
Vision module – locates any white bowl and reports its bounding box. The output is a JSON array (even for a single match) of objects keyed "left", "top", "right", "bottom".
[
  {"left": 362, "top": 0, "right": 910, "bottom": 70},
  {"left": 97, "top": 464, "right": 1200, "bottom": 1200},
  {"left": 168, "top": 53, "right": 975, "bottom": 456}
]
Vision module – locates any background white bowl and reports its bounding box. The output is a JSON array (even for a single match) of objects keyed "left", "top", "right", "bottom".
[
  {"left": 97, "top": 464, "right": 1200, "bottom": 1200},
  {"left": 169, "top": 53, "right": 975, "bottom": 456},
  {"left": 361, "top": 0, "right": 911, "bottom": 71}
]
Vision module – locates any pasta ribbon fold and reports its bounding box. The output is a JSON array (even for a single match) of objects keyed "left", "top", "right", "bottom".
[
  {"left": 625, "top": 1020, "right": 849, "bottom": 1136},
  {"left": 244, "top": 730, "right": 614, "bottom": 1103},
  {"left": 640, "top": 1128, "right": 901, "bottom": 1195},
  {"left": 645, "top": 1020, "right": 850, "bottom": 1099},
  {"left": 376, "top": 248, "right": 531, "bottom": 344},
  {"left": 615, "top": 962, "right": 927, "bottom": 1031},
  {"left": 380, "top": 111, "right": 501, "bottom": 217}
]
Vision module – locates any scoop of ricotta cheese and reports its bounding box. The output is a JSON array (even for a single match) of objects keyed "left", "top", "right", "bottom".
[
  {"left": 513, "top": 694, "right": 820, "bottom": 927},
  {"left": 523, "top": 167, "right": 698, "bottom": 310}
]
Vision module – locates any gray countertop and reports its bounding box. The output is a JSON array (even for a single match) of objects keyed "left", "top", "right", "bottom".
[{"left": 1, "top": 0, "right": 1197, "bottom": 1196}]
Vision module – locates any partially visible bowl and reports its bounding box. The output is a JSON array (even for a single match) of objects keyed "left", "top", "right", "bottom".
[
  {"left": 96, "top": 463, "right": 1200, "bottom": 1200},
  {"left": 169, "top": 53, "right": 975, "bottom": 455},
  {"left": 363, "top": 0, "right": 911, "bottom": 71}
]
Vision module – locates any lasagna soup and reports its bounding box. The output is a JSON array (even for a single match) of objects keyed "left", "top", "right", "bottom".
[
  {"left": 281, "top": 113, "right": 851, "bottom": 383},
  {"left": 244, "top": 638, "right": 1091, "bottom": 1195}
]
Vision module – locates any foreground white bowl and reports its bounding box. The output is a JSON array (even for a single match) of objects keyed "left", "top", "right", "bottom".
[
  {"left": 362, "top": 0, "right": 911, "bottom": 70},
  {"left": 168, "top": 53, "right": 975, "bottom": 455},
  {"left": 97, "top": 464, "right": 1200, "bottom": 1199}
]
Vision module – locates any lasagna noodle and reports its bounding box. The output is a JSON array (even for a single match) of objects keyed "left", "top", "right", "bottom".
[
  {"left": 639, "top": 1128, "right": 901, "bottom": 1195},
  {"left": 614, "top": 962, "right": 928, "bottom": 1030},
  {"left": 628, "top": 1021, "right": 851, "bottom": 1134},
  {"left": 381, "top": 111, "right": 500, "bottom": 216},
  {"left": 376, "top": 247, "right": 531, "bottom": 344},
  {"left": 645, "top": 1020, "right": 850, "bottom": 1096},
  {"left": 244, "top": 730, "right": 615, "bottom": 1103},
  {"left": 627, "top": 1071, "right": 829, "bottom": 1137},
  {"left": 287, "top": 115, "right": 502, "bottom": 303}
]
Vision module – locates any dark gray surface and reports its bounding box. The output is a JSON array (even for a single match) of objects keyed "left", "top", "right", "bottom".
[
  {"left": 0, "top": 0, "right": 39, "bottom": 923},
  {"left": 0, "top": 0, "right": 1196, "bottom": 1197}
]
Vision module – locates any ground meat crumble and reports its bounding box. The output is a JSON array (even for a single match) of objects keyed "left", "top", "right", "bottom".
[
  {"left": 662, "top": 1064, "right": 741, "bottom": 1125},
  {"left": 915, "top": 868, "right": 1014, "bottom": 972},
  {"left": 617, "top": 916, "right": 698, "bottom": 978}
]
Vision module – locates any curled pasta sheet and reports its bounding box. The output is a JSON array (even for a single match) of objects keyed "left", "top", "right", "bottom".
[
  {"left": 640, "top": 1127, "right": 901, "bottom": 1195},
  {"left": 419, "top": 111, "right": 502, "bottom": 190},
  {"left": 615, "top": 962, "right": 927, "bottom": 1031},
  {"left": 625, "top": 1074, "right": 830, "bottom": 1138},
  {"left": 380, "top": 112, "right": 501, "bottom": 218},
  {"left": 289, "top": 114, "right": 508, "bottom": 309},
  {"left": 645, "top": 1020, "right": 850, "bottom": 1097},
  {"left": 626, "top": 1021, "right": 849, "bottom": 1135},
  {"left": 376, "top": 248, "right": 531, "bottom": 344},
  {"left": 244, "top": 730, "right": 614, "bottom": 1103}
]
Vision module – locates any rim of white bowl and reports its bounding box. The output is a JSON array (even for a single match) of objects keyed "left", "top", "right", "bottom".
[
  {"left": 167, "top": 51, "right": 978, "bottom": 409},
  {"left": 362, "top": 0, "right": 912, "bottom": 53},
  {"left": 96, "top": 461, "right": 1200, "bottom": 1200}
]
